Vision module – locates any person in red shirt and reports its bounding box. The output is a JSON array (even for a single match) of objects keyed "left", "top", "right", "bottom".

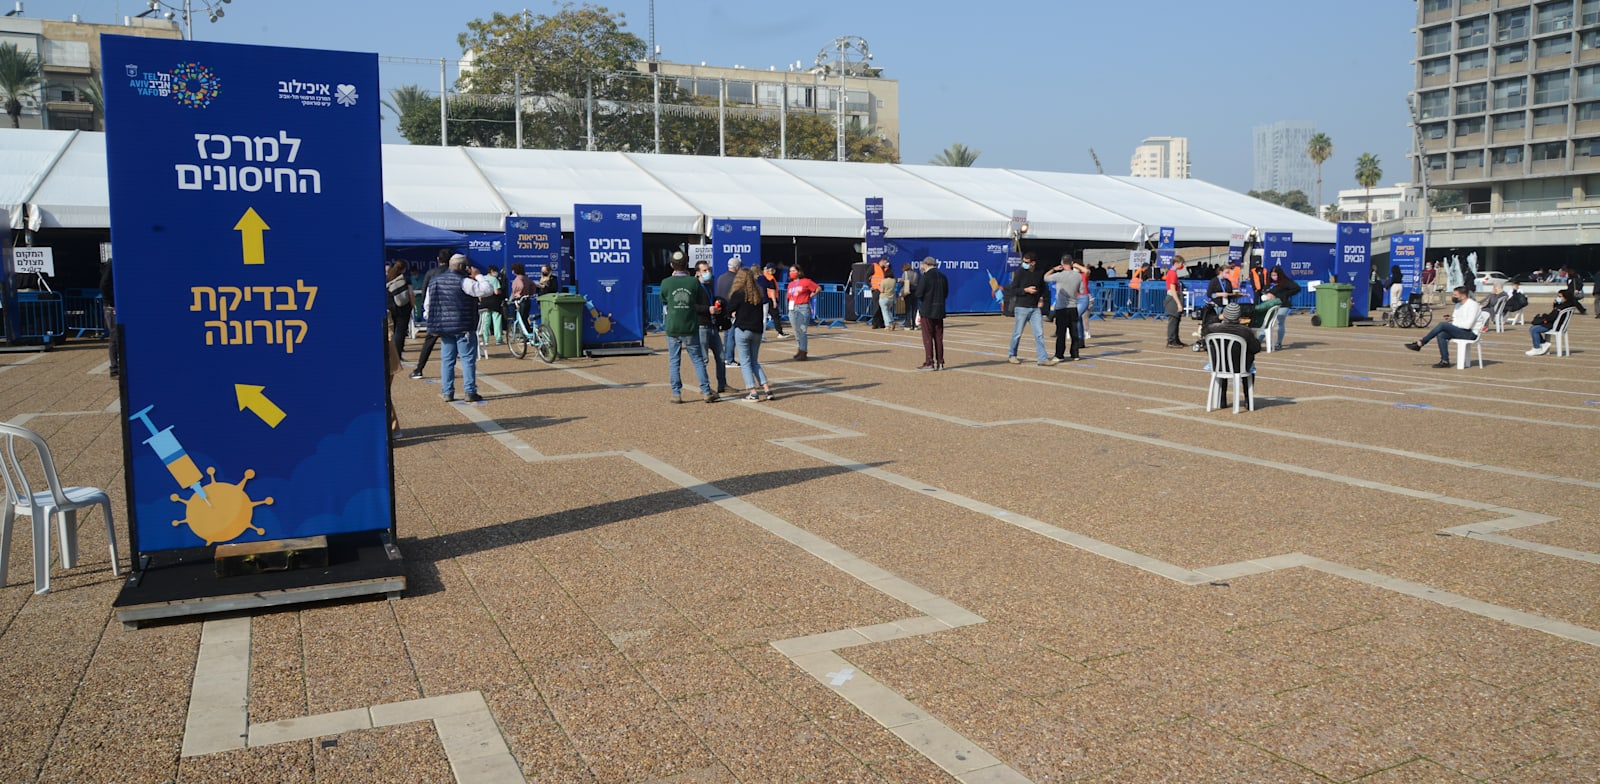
[
  {"left": 1163, "top": 259, "right": 1187, "bottom": 348},
  {"left": 786, "top": 266, "right": 822, "bottom": 360}
]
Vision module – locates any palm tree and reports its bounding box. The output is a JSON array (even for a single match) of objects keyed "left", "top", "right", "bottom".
[
  {"left": 1306, "top": 133, "right": 1333, "bottom": 212},
  {"left": 386, "top": 84, "right": 433, "bottom": 123},
  {"left": 1355, "top": 153, "right": 1382, "bottom": 223},
  {"left": 930, "top": 142, "right": 980, "bottom": 167},
  {"left": 0, "top": 42, "right": 43, "bottom": 129}
]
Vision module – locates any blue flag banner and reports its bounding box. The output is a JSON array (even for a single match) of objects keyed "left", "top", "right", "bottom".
[
  {"left": 1157, "top": 226, "right": 1176, "bottom": 269},
  {"left": 864, "top": 197, "right": 886, "bottom": 266},
  {"left": 1291, "top": 242, "right": 1336, "bottom": 284},
  {"left": 574, "top": 204, "right": 644, "bottom": 345},
  {"left": 711, "top": 219, "right": 762, "bottom": 274},
  {"left": 506, "top": 217, "right": 563, "bottom": 288},
  {"left": 1265, "top": 232, "right": 1294, "bottom": 276},
  {"left": 1390, "top": 233, "right": 1425, "bottom": 304},
  {"left": 883, "top": 238, "right": 1012, "bottom": 314},
  {"left": 1337, "top": 222, "right": 1374, "bottom": 319},
  {"left": 102, "top": 36, "right": 390, "bottom": 554}
]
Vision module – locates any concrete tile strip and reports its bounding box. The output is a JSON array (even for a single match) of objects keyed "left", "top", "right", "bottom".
[
  {"left": 183, "top": 618, "right": 525, "bottom": 782},
  {"left": 0, "top": 353, "right": 45, "bottom": 373}
]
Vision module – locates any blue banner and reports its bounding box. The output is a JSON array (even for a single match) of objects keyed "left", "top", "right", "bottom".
[
  {"left": 1291, "top": 242, "right": 1336, "bottom": 284},
  {"left": 1337, "top": 222, "right": 1373, "bottom": 318},
  {"left": 573, "top": 204, "right": 644, "bottom": 345},
  {"left": 711, "top": 219, "right": 762, "bottom": 274},
  {"left": 882, "top": 238, "right": 1011, "bottom": 314},
  {"left": 864, "top": 197, "right": 886, "bottom": 266},
  {"left": 1389, "top": 233, "right": 1425, "bottom": 303},
  {"left": 459, "top": 232, "right": 505, "bottom": 273},
  {"left": 1157, "top": 226, "right": 1175, "bottom": 269},
  {"left": 1265, "top": 232, "right": 1294, "bottom": 275},
  {"left": 506, "top": 216, "right": 563, "bottom": 287},
  {"left": 103, "top": 36, "right": 389, "bottom": 553}
]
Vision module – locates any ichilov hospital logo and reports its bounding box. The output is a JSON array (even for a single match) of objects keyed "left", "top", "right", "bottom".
[{"left": 124, "top": 61, "right": 221, "bottom": 108}]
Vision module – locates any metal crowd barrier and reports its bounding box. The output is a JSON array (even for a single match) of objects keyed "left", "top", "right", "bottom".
[
  {"left": 8, "top": 292, "right": 66, "bottom": 344},
  {"left": 1290, "top": 287, "right": 1318, "bottom": 312},
  {"left": 644, "top": 284, "right": 663, "bottom": 333},
  {"left": 811, "top": 284, "right": 847, "bottom": 327},
  {"left": 62, "top": 289, "right": 105, "bottom": 339}
]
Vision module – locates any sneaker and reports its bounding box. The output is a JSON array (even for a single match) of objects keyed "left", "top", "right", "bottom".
[
  {"left": 916, "top": 362, "right": 935, "bottom": 370},
  {"left": 717, "top": 385, "right": 730, "bottom": 393},
  {"left": 409, "top": 370, "right": 425, "bottom": 379},
  {"left": 1007, "top": 356, "right": 1021, "bottom": 364},
  {"left": 465, "top": 392, "right": 484, "bottom": 403},
  {"left": 744, "top": 392, "right": 761, "bottom": 402},
  {"left": 671, "top": 394, "right": 683, "bottom": 404},
  {"left": 1432, "top": 360, "right": 1452, "bottom": 368},
  {"left": 1045, "top": 358, "right": 1062, "bottom": 366},
  {"left": 727, "top": 360, "right": 740, "bottom": 367},
  {"left": 1404, "top": 342, "right": 1422, "bottom": 352},
  {"left": 935, "top": 363, "right": 945, "bottom": 370},
  {"left": 705, "top": 392, "right": 720, "bottom": 403},
  {"left": 760, "top": 390, "right": 774, "bottom": 401},
  {"left": 442, "top": 394, "right": 457, "bottom": 403},
  {"left": 1532, "top": 343, "right": 1551, "bottom": 356}
]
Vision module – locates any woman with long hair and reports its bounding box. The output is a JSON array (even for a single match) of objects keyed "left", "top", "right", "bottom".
[
  {"left": 385, "top": 260, "right": 413, "bottom": 358},
  {"left": 726, "top": 268, "right": 774, "bottom": 401}
]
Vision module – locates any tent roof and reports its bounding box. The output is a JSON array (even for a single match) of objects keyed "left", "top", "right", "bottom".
[
  {"left": 4, "top": 128, "right": 1338, "bottom": 244},
  {"left": 383, "top": 201, "right": 467, "bottom": 247}
]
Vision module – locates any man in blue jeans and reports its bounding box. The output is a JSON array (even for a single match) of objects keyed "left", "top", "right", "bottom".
[
  {"left": 1405, "top": 286, "right": 1482, "bottom": 368},
  {"left": 1005, "top": 251, "right": 1055, "bottom": 366},
  {"left": 663, "top": 254, "right": 718, "bottom": 403},
  {"left": 693, "top": 258, "right": 729, "bottom": 392},
  {"left": 424, "top": 254, "right": 496, "bottom": 402}
]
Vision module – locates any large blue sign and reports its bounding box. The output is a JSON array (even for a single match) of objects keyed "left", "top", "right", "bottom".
[
  {"left": 864, "top": 197, "right": 886, "bottom": 266},
  {"left": 506, "top": 216, "right": 563, "bottom": 287},
  {"left": 1292, "top": 242, "right": 1336, "bottom": 284},
  {"left": 1337, "top": 222, "right": 1373, "bottom": 318},
  {"left": 1390, "top": 233, "right": 1425, "bottom": 304},
  {"left": 102, "top": 36, "right": 389, "bottom": 554},
  {"left": 1265, "top": 232, "right": 1294, "bottom": 275},
  {"left": 573, "top": 204, "right": 643, "bottom": 345},
  {"left": 882, "top": 238, "right": 1011, "bottom": 314},
  {"left": 1157, "top": 226, "right": 1175, "bottom": 268},
  {"left": 711, "top": 219, "right": 762, "bottom": 274}
]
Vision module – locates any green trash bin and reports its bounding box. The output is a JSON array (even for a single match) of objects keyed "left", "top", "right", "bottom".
[
  {"left": 1315, "top": 283, "right": 1354, "bottom": 328},
  {"left": 539, "top": 293, "right": 587, "bottom": 358}
]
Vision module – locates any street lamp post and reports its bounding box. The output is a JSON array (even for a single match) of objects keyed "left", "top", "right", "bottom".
[
  {"left": 816, "top": 36, "right": 870, "bottom": 163},
  {"left": 140, "top": 0, "right": 234, "bottom": 41}
]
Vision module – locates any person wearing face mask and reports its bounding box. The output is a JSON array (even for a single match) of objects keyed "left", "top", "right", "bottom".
[
  {"left": 694, "top": 258, "right": 731, "bottom": 392},
  {"left": 1005, "top": 251, "right": 1054, "bottom": 365},
  {"left": 1404, "top": 286, "right": 1482, "bottom": 367}
]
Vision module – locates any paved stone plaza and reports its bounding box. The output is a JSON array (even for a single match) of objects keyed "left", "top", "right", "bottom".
[{"left": 1, "top": 311, "right": 1597, "bottom": 783}]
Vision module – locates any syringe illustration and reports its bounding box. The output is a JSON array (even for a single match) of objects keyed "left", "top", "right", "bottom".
[{"left": 129, "top": 404, "right": 210, "bottom": 503}]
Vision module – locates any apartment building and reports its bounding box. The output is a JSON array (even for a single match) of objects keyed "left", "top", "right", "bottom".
[
  {"left": 0, "top": 14, "right": 182, "bottom": 131},
  {"left": 1129, "top": 136, "right": 1190, "bottom": 178}
]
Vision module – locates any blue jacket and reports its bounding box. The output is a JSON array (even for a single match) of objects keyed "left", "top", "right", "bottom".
[{"left": 426, "top": 270, "right": 478, "bottom": 334}]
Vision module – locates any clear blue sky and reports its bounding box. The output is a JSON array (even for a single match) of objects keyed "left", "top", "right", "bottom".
[{"left": 60, "top": 0, "right": 1416, "bottom": 197}]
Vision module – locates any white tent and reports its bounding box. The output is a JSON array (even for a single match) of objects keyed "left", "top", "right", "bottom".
[{"left": 5, "top": 128, "right": 1337, "bottom": 245}]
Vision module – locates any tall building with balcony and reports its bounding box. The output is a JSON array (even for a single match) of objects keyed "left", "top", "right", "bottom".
[
  {"left": 1414, "top": 0, "right": 1600, "bottom": 212},
  {"left": 1252, "top": 121, "right": 1318, "bottom": 196},
  {"left": 0, "top": 14, "right": 182, "bottom": 132},
  {"left": 1129, "top": 136, "right": 1190, "bottom": 178}
]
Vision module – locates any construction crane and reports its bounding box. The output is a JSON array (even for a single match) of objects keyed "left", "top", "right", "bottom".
[{"left": 1088, "top": 148, "right": 1104, "bottom": 175}]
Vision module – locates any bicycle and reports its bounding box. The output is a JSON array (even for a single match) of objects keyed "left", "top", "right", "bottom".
[{"left": 505, "top": 296, "right": 558, "bottom": 363}]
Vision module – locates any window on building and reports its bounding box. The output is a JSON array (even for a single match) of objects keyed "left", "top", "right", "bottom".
[
  {"left": 1497, "top": 8, "right": 1530, "bottom": 41},
  {"left": 1421, "top": 57, "right": 1451, "bottom": 78},
  {"left": 1459, "top": 16, "right": 1490, "bottom": 48},
  {"left": 1458, "top": 50, "right": 1490, "bottom": 71},
  {"left": 1584, "top": 30, "right": 1600, "bottom": 52},
  {"left": 1578, "top": 100, "right": 1600, "bottom": 119},
  {"left": 1456, "top": 117, "right": 1487, "bottom": 136},
  {"left": 1534, "top": 105, "right": 1569, "bottom": 126},
  {"left": 1531, "top": 140, "right": 1568, "bottom": 159},
  {"left": 1419, "top": 89, "right": 1450, "bottom": 119},
  {"left": 1423, "top": 25, "right": 1453, "bottom": 55},
  {"left": 1492, "top": 146, "right": 1524, "bottom": 163},
  {"left": 1426, "top": 153, "right": 1449, "bottom": 171},
  {"left": 1537, "top": 0, "right": 1574, "bottom": 34},
  {"left": 1454, "top": 150, "right": 1486, "bottom": 168},
  {"left": 1535, "top": 71, "right": 1572, "bottom": 102},
  {"left": 1494, "top": 77, "right": 1529, "bottom": 109},
  {"left": 1496, "top": 42, "right": 1529, "bottom": 64},
  {"left": 1579, "top": 66, "right": 1600, "bottom": 99},
  {"left": 1493, "top": 111, "right": 1528, "bottom": 131},
  {"left": 1576, "top": 137, "right": 1600, "bottom": 156},
  {"left": 1584, "top": 0, "right": 1600, "bottom": 25},
  {"left": 725, "top": 80, "right": 753, "bottom": 105},
  {"left": 1424, "top": 0, "right": 1452, "bottom": 11},
  {"left": 1424, "top": 121, "right": 1448, "bottom": 139},
  {"left": 1536, "top": 34, "right": 1575, "bottom": 58},
  {"left": 1456, "top": 83, "right": 1488, "bottom": 113}
]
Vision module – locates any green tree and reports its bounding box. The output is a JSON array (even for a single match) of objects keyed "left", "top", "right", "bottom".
[
  {"left": 1354, "top": 153, "right": 1383, "bottom": 222},
  {"left": 1430, "top": 188, "right": 1465, "bottom": 212},
  {"left": 0, "top": 42, "right": 43, "bottom": 128},
  {"left": 1246, "top": 189, "right": 1314, "bottom": 215},
  {"left": 1306, "top": 132, "right": 1333, "bottom": 212},
  {"left": 930, "top": 142, "right": 979, "bottom": 166}
]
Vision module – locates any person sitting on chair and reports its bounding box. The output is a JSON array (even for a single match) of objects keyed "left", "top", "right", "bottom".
[
  {"left": 1201, "top": 303, "right": 1261, "bottom": 407},
  {"left": 1404, "top": 286, "right": 1481, "bottom": 368},
  {"left": 1526, "top": 290, "right": 1582, "bottom": 355}
]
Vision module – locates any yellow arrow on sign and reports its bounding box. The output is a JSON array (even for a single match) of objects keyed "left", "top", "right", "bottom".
[
  {"left": 235, "top": 384, "right": 286, "bottom": 428},
  {"left": 233, "top": 208, "right": 270, "bottom": 265}
]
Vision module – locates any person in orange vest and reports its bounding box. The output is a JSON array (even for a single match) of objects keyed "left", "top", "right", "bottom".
[{"left": 868, "top": 258, "right": 893, "bottom": 329}]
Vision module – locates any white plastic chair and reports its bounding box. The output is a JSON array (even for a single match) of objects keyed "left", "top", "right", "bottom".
[
  {"left": 1489, "top": 297, "right": 1508, "bottom": 333},
  {"left": 1450, "top": 311, "right": 1492, "bottom": 369},
  {"left": 0, "top": 423, "right": 121, "bottom": 594},
  {"left": 1548, "top": 307, "right": 1577, "bottom": 357},
  {"left": 1203, "top": 332, "right": 1255, "bottom": 413},
  {"left": 1253, "top": 306, "right": 1285, "bottom": 353}
]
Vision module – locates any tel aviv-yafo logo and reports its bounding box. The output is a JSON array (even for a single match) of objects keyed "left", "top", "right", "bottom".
[
  {"left": 579, "top": 209, "right": 605, "bottom": 223},
  {"left": 123, "top": 62, "right": 221, "bottom": 108}
]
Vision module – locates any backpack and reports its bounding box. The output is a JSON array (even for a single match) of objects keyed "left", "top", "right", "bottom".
[
  {"left": 1506, "top": 290, "right": 1528, "bottom": 311},
  {"left": 386, "top": 275, "right": 413, "bottom": 308}
]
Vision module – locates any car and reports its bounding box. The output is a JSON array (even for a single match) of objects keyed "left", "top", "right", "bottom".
[{"left": 1475, "top": 270, "right": 1511, "bottom": 288}]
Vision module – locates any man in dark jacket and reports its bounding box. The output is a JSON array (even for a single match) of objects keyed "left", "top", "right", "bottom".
[
  {"left": 100, "top": 258, "right": 117, "bottom": 377},
  {"left": 915, "top": 257, "right": 949, "bottom": 370},
  {"left": 424, "top": 254, "right": 495, "bottom": 403},
  {"left": 1005, "top": 251, "right": 1052, "bottom": 365},
  {"left": 694, "top": 258, "right": 729, "bottom": 392},
  {"left": 1201, "top": 302, "right": 1262, "bottom": 408}
]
